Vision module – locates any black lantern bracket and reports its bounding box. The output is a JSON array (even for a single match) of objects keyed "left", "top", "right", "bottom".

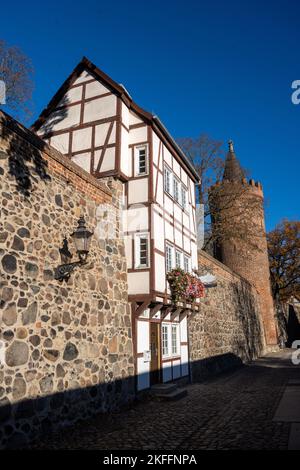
[{"left": 54, "top": 216, "right": 93, "bottom": 282}]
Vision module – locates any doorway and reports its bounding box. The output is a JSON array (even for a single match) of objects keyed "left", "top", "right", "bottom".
[{"left": 150, "top": 322, "right": 160, "bottom": 385}]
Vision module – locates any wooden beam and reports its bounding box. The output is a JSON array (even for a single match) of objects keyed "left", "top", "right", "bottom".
[
  {"left": 179, "top": 309, "right": 190, "bottom": 322},
  {"left": 134, "top": 300, "right": 150, "bottom": 318},
  {"left": 171, "top": 308, "right": 182, "bottom": 321},
  {"left": 161, "top": 306, "right": 172, "bottom": 320},
  {"left": 150, "top": 303, "right": 163, "bottom": 319}
]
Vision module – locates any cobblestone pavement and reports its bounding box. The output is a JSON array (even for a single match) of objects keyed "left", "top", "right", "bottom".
[{"left": 30, "top": 350, "right": 300, "bottom": 450}]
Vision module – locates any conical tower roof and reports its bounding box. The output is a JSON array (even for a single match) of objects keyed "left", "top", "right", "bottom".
[{"left": 223, "top": 140, "right": 245, "bottom": 182}]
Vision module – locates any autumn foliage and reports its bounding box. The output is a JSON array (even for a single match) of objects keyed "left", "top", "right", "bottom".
[{"left": 267, "top": 220, "right": 300, "bottom": 302}]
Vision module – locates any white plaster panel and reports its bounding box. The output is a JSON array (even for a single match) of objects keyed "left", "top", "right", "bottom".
[
  {"left": 120, "top": 126, "right": 129, "bottom": 175},
  {"left": 163, "top": 146, "right": 172, "bottom": 167},
  {"left": 72, "top": 127, "right": 92, "bottom": 152},
  {"left": 154, "top": 252, "right": 166, "bottom": 293},
  {"left": 72, "top": 70, "right": 94, "bottom": 85},
  {"left": 164, "top": 194, "right": 173, "bottom": 214},
  {"left": 128, "top": 178, "right": 148, "bottom": 204},
  {"left": 50, "top": 133, "right": 69, "bottom": 154},
  {"left": 181, "top": 168, "right": 188, "bottom": 186},
  {"left": 182, "top": 212, "right": 190, "bottom": 231},
  {"left": 181, "top": 345, "right": 189, "bottom": 377},
  {"left": 156, "top": 173, "right": 164, "bottom": 205},
  {"left": 137, "top": 320, "right": 149, "bottom": 353},
  {"left": 152, "top": 132, "right": 160, "bottom": 166},
  {"left": 128, "top": 126, "right": 148, "bottom": 145},
  {"left": 94, "top": 147, "right": 115, "bottom": 172},
  {"left": 41, "top": 104, "right": 81, "bottom": 132},
  {"left": 83, "top": 95, "right": 117, "bottom": 123},
  {"left": 173, "top": 158, "right": 181, "bottom": 178},
  {"left": 58, "top": 86, "right": 82, "bottom": 105},
  {"left": 174, "top": 204, "right": 182, "bottom": 225},
  {"left": 124, "top": 235, "right": 133, "bottom": 268},
  {"left": 124, "top": 206, "right": 148, "bottom": 233},
  {"left": 129, "top": 111, "right": 143, "bottom": 126},
  {"left": 71, "top": 153, "right": 91, "bottom": 173},
  {"left": 95, "top": 121, "right": 116, "bottom": 147},
  {"left": 153, "top": 211, "right": 164, "bottom": 252},
  {"left": 183, "top": 235, "right": 190, "bottom": 254},
  {"left": 165, "top": 221, "right": 174, "bottom": 244},
  {"left": 137, "top": 357, "right": 150, "bottom": 391},
  {"left": 162, "top": 362, "right": 172, "bottom": 383},
  {"left": 122, "top": 102, "right": 130, "bottom": 128},
  {"left": 174, "top": 228, "right": 182, "bottom": 248},
  {"left": 180, "top": 317, "right": 187, "bottom": 342},
  {"left": 128, "top": 272, "right": 150, "bottom": 295},
  {"left": 85, "top": 80, "right": 110, "bottom": 99}
]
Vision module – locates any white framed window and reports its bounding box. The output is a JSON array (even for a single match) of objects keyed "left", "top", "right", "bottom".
[
  {"left": 173, "top": 176, "right": 180, "bottom": 204},
  {"left": 184, "top": 255, "right": 190, "bottom": 273},
  {"left": 162, "top": 324, "right": 169, "bottom": 357},
  {"left": 135, "top": 233, "right": 149, "bottom": 268},
  {"left": 164, "top": 165, "right": 172, "bottom": 195},
  {"left": 175, "top": 250, "right": 182, "bottom": 268},
  {"left": 181, "top": 186, "right": 187, "bottom": 209},
  {"left": 162, "top": 323, "right": 180, "bottom": 358},
  {"left": 171, "top": 324, "right": 179, "bottom": 356},
  {"left": 135, "top": 145, "right": 148, "bottom": 176},
  {"left": 166, "top": 244, "right": 173, "bottom": 273}
]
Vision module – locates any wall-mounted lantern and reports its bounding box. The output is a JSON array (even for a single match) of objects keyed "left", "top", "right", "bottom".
[{"left": 54, "top": 216, "right": 93, "bottom": 282}]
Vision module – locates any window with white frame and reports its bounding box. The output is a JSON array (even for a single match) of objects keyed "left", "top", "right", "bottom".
[
  {"left": 184, "top": 255, "right": 190, "bottom": 273},
  {"left": 162, "top": 324, "right": 169, "bottom": 357},
  {"left": 135, "top": 145, "right": 148, "bottom": 176},
  {"left": 135, "top": 233, "right": 149, "bottom": 268},
  {"left": 173, "top": 176, "right": 180, "bottom": 204},
  {"left": 175, "top": 250, "right": 182, "bottom": 268},
  {"left": 166, "top": 244, "right": 173, "bottom": 273},
  {"left": 181, "top": 186, "right": 187, "bottom": 209},
  {"left": 164, "top": 165, "right": 172, "bottom": 195},
  {"left": 171, "top": 324, "right": 179, "bottom": 355},
  {"left": 162, "top": 323, "right": 180, "bottom": 358}
]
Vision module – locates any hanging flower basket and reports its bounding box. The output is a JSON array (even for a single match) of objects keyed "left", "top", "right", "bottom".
[{"left": 167, "top": 268, "right": 205, "bottom": 304}]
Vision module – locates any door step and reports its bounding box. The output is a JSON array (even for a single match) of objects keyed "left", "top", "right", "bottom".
[{"left": 151, "top": 383, "right": 188, "bottom": 401}]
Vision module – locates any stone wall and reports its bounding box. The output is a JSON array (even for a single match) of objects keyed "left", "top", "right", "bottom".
[
  {"left": 189, "top": 251, "right": 266, "bottom": 381},
  {"left": 0, "top": 112, "right": 134, "bottom": 448}
]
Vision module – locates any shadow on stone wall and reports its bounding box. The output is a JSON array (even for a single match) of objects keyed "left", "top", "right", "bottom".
[
  {"left": 190, "top": 353, "right": 244, "bottom": 383},
  {"left": 0, "top": 352, "right": 255, "bottom": 450},
  {"left": 232, "top": 281, "right": 264, "bottom": 359},
  {"left": 0, "top": 373, "right": 136, "bottom": 449},
  {"left": 0, "top": 97, "right": 68, "bottom": 197}
]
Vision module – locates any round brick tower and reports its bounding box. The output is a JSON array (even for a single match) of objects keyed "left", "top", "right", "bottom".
[{"left": 210, "top": 141, "right": 278, "bottom": 348}]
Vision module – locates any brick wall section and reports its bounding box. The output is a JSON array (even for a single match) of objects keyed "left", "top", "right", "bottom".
[
  {"left": 0, "top": 112, "right": 134, "bottom": 449},
  {"left": 188, "top": 251, "right": 266, "bottom": 381}
]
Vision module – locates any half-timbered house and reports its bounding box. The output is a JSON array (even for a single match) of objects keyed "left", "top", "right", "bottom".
[{"left": 32, "top": 57, "right": 200, "bottom": 391}]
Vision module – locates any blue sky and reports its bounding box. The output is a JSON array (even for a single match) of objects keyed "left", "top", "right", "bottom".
[{"left": 1, "top": 0, "right": 299, "bottom": 230}]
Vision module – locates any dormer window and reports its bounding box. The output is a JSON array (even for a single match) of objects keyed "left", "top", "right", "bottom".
[{"left": 135, "top": 145, "right": 148, "bottom": 176}]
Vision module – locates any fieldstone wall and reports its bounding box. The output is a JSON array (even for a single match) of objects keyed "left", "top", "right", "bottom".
[
  {"left": 0, "top": 112, "right": 134, "bottom": 448},
  {"left": 189, "top": 251, "right": 266, "bottom": 381}
]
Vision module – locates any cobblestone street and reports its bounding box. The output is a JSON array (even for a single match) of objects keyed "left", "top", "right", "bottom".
[{"left": 30, "top": 350, "right": 300, "bottom": 450}]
